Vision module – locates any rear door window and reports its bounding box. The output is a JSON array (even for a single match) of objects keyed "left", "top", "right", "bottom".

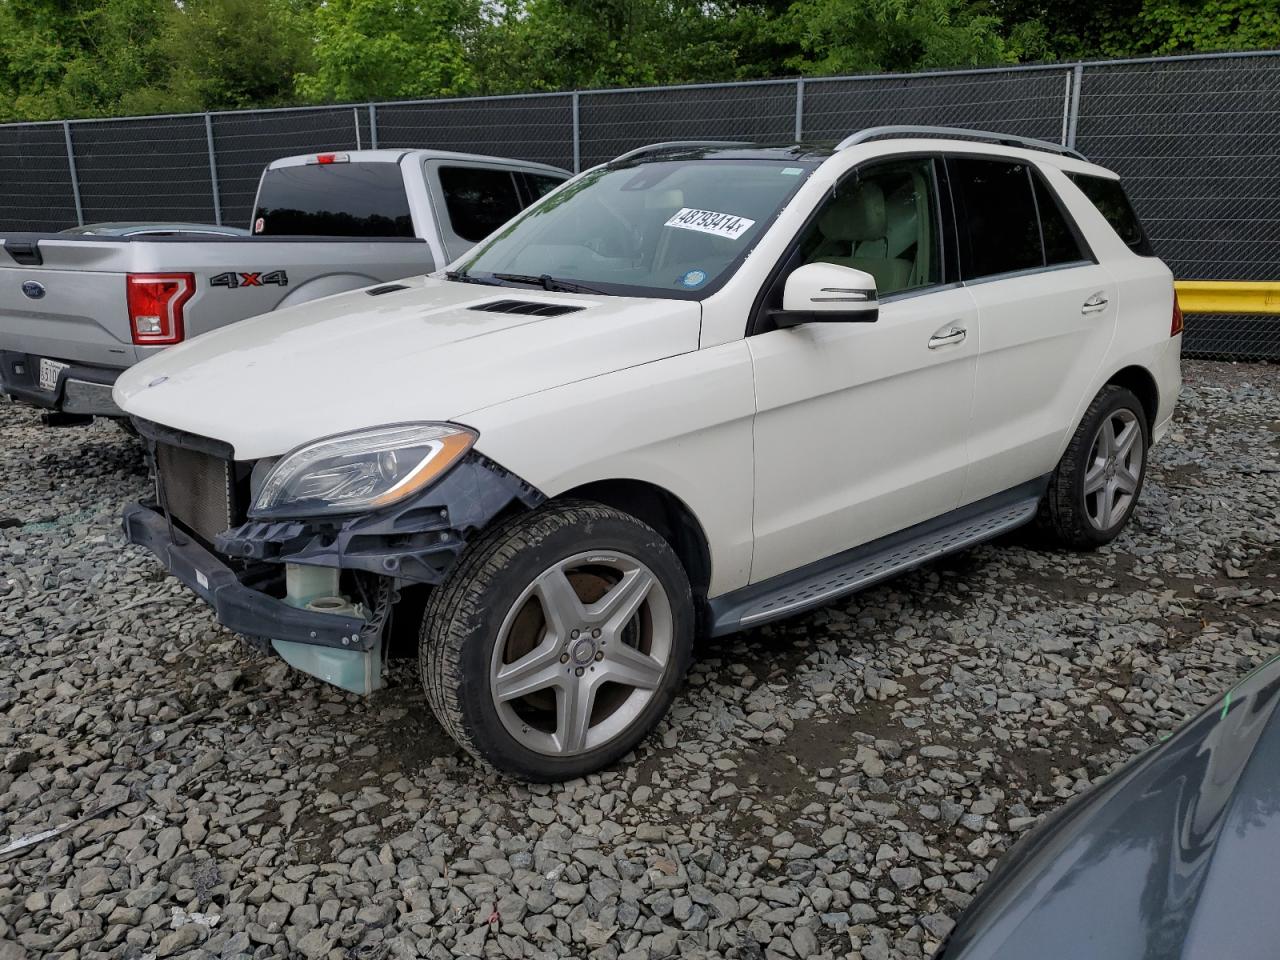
[
  {"left": 1068, "top": 173, "right": 1155, "bottom": 255},
  {"left": 438, "top": 167, "right": 524, "bottom": 244},
  {"left": 948, "top": 157, "right": 1044, "bottom": 280},
  {"left": 1033, "top": 174, "right": 1090, "bottom": 266},
  {"left": 254, "top": 161, "right": 414, "bottom": 237}
]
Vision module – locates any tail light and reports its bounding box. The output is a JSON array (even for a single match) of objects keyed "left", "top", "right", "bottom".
[
  {"left": 309, "top": 153, "right": 349, "bottom": 165},
  {"left": 127, "top": 273, "right": 195, "bottom": 346},
  {"left": 1171, "top": 292, "right": 1184, "bottom": 336}
]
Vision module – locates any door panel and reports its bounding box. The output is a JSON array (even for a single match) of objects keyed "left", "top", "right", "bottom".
[
  {"left": 963, "top": 265, "right": 1118, "bottom": 502},
  {"left": 749, "top": 285, "right": 980, "bottom": 583}
]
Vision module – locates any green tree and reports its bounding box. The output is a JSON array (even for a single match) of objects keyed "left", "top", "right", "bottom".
[
  {"left": 295, "top": 0, "right": 479, "bottom": 102},
  {"left": 471, "top": 0, "right": 743, "bottom": 93},
  {"left": 0, "top": 0, "right": 168, "bottom": 120},
  {"left": 775, "top": 0, "right": 1015, "bottom": 76},
  {"left": 141, "top": 0, "right": 315, "bottom": 113},
  {"left": 1135, "top": 0, "right": 1280, "bottom": 55}
]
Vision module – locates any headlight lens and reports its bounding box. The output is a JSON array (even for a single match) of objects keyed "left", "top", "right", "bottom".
[{"left": 250, "top": 423, "right": 477, "bottom": 518}]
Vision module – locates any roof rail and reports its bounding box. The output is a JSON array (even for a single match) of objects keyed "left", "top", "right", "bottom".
[
  {"left": 609, "top": 140, "right": 753, "bottom": 165},
  {"left": 836, "top": 126, "right": 1087, "bottom": 161}
]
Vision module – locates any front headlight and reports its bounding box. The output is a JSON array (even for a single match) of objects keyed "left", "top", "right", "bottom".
[{"left": 250, "top": 423, "right": 477, "bottom": 518}]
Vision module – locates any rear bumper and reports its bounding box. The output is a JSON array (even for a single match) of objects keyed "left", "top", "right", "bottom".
[
  {"left": 122, "top": 502, "right": 371, "bottom": 651},
  {"left": 0, "top": 350, "right": 125, "bottom": 416}
]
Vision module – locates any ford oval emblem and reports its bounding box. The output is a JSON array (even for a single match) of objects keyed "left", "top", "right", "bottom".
[
  {"left": 21, "top": 280, "right": 45, "bottom": 300},
  {"left": 148, "top": 376, "right": 169, "bottom": 388}
]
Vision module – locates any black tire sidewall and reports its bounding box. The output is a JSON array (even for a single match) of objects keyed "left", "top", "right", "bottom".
[
  {"left": 442, "top": 509, "right": 693, "bottom": 781},
  {"left": 1066, "top": 387, "right": 1150, "bottom": 545}
]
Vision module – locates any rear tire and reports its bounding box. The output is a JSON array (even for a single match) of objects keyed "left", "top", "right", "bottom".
[
  {"left": 1039, "top": 385, "right": 1149, "bottom": 549},
  {"left": 419, "top": 499, "right": 694, "bottom": 781}
]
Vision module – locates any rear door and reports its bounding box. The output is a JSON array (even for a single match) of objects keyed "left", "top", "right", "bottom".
[{"left": 950, "top": 155, "right": 1119, "bottom": 504}]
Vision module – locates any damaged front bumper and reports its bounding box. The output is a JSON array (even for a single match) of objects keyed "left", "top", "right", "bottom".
[
  {"left": 122, "top": 450, "right": 545, "bottom": 695},
  {"left": 124, "top": 503, "right": 383, "bottom": 693}
]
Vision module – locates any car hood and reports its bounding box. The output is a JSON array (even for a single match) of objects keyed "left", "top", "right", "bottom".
[
  {"left": 940, "top": 656, "right": 1280, "bottom": 960},
  {"left": 115, "top": 276, "right": 701, "bottom": 460}
]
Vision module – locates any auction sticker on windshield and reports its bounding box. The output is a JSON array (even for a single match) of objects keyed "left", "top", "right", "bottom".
[{"left": 665, "top": 208, "right": 756, "bottom": 240}]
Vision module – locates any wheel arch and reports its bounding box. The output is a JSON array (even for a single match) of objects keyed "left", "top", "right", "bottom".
[
  {"left": 555, "top": 478, "right": 714, "bottom": 605},
  {"left": 1104, "top": 364, "right": 1159, "bottom": 431}
]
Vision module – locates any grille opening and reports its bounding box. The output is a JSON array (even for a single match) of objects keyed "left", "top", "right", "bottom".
[
  {"left": 154, "top": 442, "right": 247, "bottom": 546},
  {"left": 469, "top": 299, "right": 584, "bottom": 317}
]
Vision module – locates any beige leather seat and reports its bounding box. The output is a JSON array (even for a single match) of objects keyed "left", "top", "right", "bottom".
[{"left": 812, "top": 182, "right": 914, "bottom": 294}]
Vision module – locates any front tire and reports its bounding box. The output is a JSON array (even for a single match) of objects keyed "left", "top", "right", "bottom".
[
  {"left": 1040, "top": 384, "right": 1149, "bottom": 549},
  {"left": 419, "top": 500, "right": 694, "bottom": 781}
]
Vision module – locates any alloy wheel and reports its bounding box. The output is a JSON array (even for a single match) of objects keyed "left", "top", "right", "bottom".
[{"left": 488, "top": 551, "right": 673, "bottom": 756}]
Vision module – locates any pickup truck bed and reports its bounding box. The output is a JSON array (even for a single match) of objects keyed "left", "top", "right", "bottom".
[{"left": 0, "top": 149, "right": 568, "bottom": 419}]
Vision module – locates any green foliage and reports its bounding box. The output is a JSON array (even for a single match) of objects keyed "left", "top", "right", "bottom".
[
  {"left": 777, "top": 0, "right": 1015, "bottom": 75},
  {"left": 0, "top": 0, "right": 1277, "bottom": 122},
  {"left": 294, "top": 0, "right": 479, "bottom": 102}
]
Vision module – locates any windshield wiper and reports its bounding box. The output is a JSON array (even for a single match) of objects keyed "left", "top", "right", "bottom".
[
  {"left": 491, "top": 273, "right": 607, "bottom": 295},
  {"left": 444, "top": 269, "right": 503, "bottom": 286}
]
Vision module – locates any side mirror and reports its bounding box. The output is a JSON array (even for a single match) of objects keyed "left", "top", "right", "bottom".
[{"left": 775, "top": 262, "right": 879, "bottom": 327}]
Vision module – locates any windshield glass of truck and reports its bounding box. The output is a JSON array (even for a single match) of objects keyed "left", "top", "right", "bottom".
[
  {"left": 457, "top": 159, "right": 813, "bottom": 297},
  {"left": 253, "top": 162, "right": 414, "bottom": 238}
]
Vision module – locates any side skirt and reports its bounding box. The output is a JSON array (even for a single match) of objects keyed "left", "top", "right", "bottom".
[{"left": 709, "top": 477, "right": 1049, "bottom": 636}]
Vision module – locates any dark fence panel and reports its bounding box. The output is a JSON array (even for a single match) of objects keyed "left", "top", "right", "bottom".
[
  {"left": 71, "top": 115, "right": 214, "bottom": 226},
  {"left": 803, "top": 67, "right": 1072, "bottom": 143},
  {"left": 1074, "top": 54, "right": 1280, "bottom": 359},
  {"left": 212, "top": 107, "right": 362, "bottom": 228},
  {"left": 578, "top": 82, "right": 796, "bottom": 168},
  {"left": 0, "top": 52, "right": 1277, "bottom": 359},
  {"left": 376, "top": 94, "right": 574, "bottom": 170},
  {"left": 0, "top": 123, "right": 78, "bottom": 231}
]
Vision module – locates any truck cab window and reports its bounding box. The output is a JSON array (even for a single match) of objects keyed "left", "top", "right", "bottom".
[{"left": 439, "top": 167, "right": 524, "bottom": 244}]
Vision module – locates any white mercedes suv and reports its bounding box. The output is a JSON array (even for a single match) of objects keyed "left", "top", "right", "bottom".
[{"left": 115, "top": 127, "right": 1182, "bottom": 780}]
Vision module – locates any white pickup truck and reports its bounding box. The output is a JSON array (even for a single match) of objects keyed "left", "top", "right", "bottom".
[{"left": 0, "top": 150, "right": 567, "bottom": 422}]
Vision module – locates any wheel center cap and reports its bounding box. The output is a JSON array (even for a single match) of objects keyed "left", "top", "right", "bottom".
[{"left": 570, "top": 637, "right": 596, "bottom": 666}]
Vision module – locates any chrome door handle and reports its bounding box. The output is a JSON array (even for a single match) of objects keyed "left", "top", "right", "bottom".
[
  {"left": 928, "top": 326, "right": 967, "bottom": 349},
  {"left": 1082, "top": 293, "right": 1110, "bottom": 314}
]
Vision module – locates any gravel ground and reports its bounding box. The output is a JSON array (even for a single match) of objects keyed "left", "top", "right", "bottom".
[{"left": 1, "top": 359, "right": 1278, "bottom": 960}]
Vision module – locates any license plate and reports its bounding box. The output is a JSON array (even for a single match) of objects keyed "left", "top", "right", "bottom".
[{"left": 38, "top": 358, "right": 68, "bottom": 392}]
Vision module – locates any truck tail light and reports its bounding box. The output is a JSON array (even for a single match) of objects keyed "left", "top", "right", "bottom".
[
  {"left": 1171, "top": 292, "right": 1184, "bottom": 336},
  {"left": 127, "top": 273, "right": 195, "bottom": 346},
  {"left": 310, "top": 153, "right": 349, "bottom": 165}
]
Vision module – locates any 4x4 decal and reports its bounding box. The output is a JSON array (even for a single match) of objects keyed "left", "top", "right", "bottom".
[{"left": 210, "top": 270, "right": 288, "bottom": 289}]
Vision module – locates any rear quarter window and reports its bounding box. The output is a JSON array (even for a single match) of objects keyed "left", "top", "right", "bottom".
[
  {"left": 1067, "top": 173, "right": 1155, "bottom": 256},
  {"left": 254, "top": 162, "right": 414, "bottom": 238}
]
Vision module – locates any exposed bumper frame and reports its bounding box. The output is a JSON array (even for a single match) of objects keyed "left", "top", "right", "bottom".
[{"left": 123, "top": 502, "right": 372, "bottom": 651}]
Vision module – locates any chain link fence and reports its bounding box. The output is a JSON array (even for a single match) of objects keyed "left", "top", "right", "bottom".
[{"left": 1, "top": 51, "right": 1277, "bottom": 359}]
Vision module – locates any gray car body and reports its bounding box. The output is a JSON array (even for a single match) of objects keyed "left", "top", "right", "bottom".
[
  {"left": 938, "top": 655, "right": 1280, "bottom": 960},
  {"left": 0, "top": 150, "right": 568, "bottom": 417}
]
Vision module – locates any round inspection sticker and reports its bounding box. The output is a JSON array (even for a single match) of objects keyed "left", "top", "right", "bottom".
[{"left": 679, "top": 269, "right": 708, "bottom": 288}]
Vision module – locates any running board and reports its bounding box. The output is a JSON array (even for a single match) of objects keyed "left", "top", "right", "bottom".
[{"left": 709, "top": 478, "right": 1047, "bottom": 635}]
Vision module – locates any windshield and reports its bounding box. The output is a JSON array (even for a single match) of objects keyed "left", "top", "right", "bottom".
[{"left": 455, "top": 158, "right": 814, "bottom": 298}]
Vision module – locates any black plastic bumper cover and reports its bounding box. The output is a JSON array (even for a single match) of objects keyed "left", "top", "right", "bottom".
[
  {"left": 214, "top": 453, "right": 545, "bottom": 584},
  {"left": 123, "top": 502, "right": 371, "bottom": 650}
]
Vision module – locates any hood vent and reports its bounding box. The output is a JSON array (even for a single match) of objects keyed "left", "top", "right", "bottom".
[{"left": 470, "top": 299, "right": 584, "bottom": 318}]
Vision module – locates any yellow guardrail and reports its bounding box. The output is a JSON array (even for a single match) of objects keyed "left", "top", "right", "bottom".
[{"left": 1175, "top": 281, "right": 1280, "bottom": 316}]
